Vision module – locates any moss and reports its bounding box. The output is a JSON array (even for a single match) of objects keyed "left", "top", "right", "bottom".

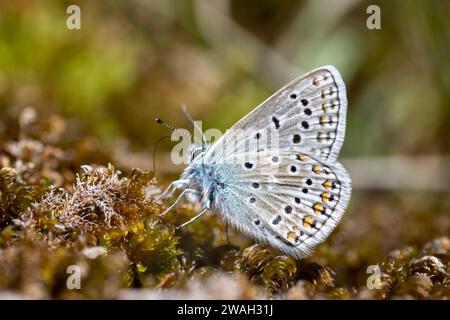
[
  {"left": 262, "top": 255, "right": 297, "bottom": 293},
  {"left": 0, "top": 111, "right": 449, "bottom": 299},
  {"left": 0, "top": 167, "right": 44, "bottom": 228}
]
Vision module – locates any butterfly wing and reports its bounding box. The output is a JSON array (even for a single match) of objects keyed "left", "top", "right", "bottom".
[
  {"left": 204, "top": 65, "right": 347, "bottom": 163},
  {"left": 199, "top": 66, "right": 350, "bottom": 258},
  {"left": 210, "top": 150, "right": 351, "bottom": 258}
]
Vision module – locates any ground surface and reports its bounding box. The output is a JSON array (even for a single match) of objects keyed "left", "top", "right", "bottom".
[{"left": 0, "top": 113, "right": 448, "bottom": 300}]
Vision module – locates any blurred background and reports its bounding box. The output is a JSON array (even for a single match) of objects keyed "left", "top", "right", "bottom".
[{"left": 0, "top": 0, "right": 449, "bottom": 280}]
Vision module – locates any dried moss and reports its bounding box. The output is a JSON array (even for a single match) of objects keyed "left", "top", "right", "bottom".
[{"left": 0, "top": 167, "right": 44, "bottom": 228}]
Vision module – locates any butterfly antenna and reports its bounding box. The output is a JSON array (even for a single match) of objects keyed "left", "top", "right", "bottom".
[
  {"left": 152, "top": 135, "right": 170, "bottom": 177},
  {"left": 181, "top": 105, "right": 206, "bottom": 146},
  {"left": 155, "top": 117, "right": 176, "bottom": 131},
  {"left": 153, "top": 117, "right": 176, "bottom": 176}
]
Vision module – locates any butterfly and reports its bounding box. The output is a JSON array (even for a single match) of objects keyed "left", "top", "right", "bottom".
[{"left": 159, "top": 65, "right": 352, "bottom": 259}]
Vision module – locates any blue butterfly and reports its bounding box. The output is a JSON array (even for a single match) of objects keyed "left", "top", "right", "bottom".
[{"left": 159, "top": 66, "right": 351, "bottom": 259}]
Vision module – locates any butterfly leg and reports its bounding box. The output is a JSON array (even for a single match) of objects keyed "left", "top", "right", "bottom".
[
  {"left": 175, "top": 207, "right": 209, "bottom": 230},
  {"left": 161, "top": 188, "right": 198, "bottom": 216},
  {"left": 156, "top": 179, "right": 190, "bottom": 202}
]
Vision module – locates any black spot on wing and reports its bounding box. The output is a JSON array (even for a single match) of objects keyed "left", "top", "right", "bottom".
[
  {"left": 272, "top": 215, "right": 282, "bottom": 225},
  {"left": 272, "top": 116, "right": 280, "bottom": 129}
]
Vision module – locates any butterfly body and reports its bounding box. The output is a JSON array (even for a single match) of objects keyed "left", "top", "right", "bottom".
[{"left": 167, "top": 66, "right": 352, "bottom": 259}]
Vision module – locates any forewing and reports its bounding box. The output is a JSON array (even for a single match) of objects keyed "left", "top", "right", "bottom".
[{"left": 205, "top": 65, "right": 348, "bottom": 163}]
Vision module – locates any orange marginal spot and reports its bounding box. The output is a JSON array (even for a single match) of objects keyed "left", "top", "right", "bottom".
[
  {"left": 288, "top": 231, "right": 297, "bottom": 241},
  {"left": 312, "top": 165, "right": 322, "bottom": 174},
  {"left": 320, "top": 192, "right": 330, "bottom": 202},
  {"left": 323, "top": 180, "right": 332, "bottom": 189},
  {"left": 303, "top": 215, "right": 314, "bottom": 228},
  {"left": 314, "top": 202, "right": 324, "bottom": 214}
]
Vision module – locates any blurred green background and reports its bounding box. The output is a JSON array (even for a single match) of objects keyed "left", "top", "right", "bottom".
[
  {"left": 1, "top": 0, "right": 449, "bottom": 155},
  {"left": 0, "top": 0, "right": 449, "bottom": 259}
]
